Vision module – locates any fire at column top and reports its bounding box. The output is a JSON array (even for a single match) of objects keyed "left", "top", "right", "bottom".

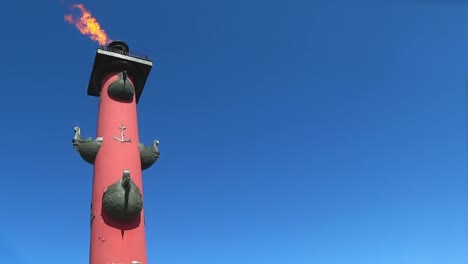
[{"left": 87, "top": 40, "right": 153, "bottom": 104}]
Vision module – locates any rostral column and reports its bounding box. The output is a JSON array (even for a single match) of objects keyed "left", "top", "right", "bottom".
[{"left": 72, "top": 40, "right": 160, "bottom": 264}]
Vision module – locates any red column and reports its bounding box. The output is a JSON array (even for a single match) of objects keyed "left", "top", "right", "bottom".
[{"left": 90, "top": 72, "right": 147, "bottom": 264}]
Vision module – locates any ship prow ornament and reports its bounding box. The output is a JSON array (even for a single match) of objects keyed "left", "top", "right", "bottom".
[
  {"left": 102, "top": 170, "right": 143, "bottom": 222},
  {"left": 139, "top": 139, "right": 160, "bottom": 170},
  {"left": 107, "top": 71, "right": 135, "bottom": 102},
  {"left": 72, "top": 127, "right": 103, "bottom": 164}
]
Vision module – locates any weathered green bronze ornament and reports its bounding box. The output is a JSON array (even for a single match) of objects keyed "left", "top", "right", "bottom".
[
  {"left": 107, "top": 71, "right": 135, "bottom": 102},
  {"left": 72, "top": 127, "right": 103, "bottom": 164},
  {"left": 102, "top": 170, "right": 143, "bottom": 222},
  {"left": 139, "top": 140, "right": 160, "bottom": 170}
]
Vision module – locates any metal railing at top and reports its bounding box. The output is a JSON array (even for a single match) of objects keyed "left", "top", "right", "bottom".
[{"left": 99, "top": 46, "right": 151, "bottom": 61}]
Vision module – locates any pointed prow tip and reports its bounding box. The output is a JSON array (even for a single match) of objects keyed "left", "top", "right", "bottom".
[
  {"left": 122, "top": 170, "right": 131, "bottom": 191},
  {"left": 73, "top": 126, "right": 82, "bottom": 140}
]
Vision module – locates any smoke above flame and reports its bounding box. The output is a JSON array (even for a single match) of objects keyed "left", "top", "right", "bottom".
[{"left": 64, "top": 4, "right": 111, "bottom": 46}]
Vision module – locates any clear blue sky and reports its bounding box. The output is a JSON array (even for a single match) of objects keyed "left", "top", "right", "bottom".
[{"left": 0, "top": 0, "right": 467, "bottom": 263}]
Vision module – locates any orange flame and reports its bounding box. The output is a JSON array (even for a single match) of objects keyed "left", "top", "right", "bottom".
[{"left": 64, "top": 4, "right": 111, "bottom": 46}]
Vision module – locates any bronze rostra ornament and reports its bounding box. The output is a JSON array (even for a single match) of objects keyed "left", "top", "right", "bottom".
[
  {"left": 107, "top": 71, "right": 135, "bottom": 102},
  {"left": 72, "top": 127, "right": 103, "bottom": 164},
  {"left": 102, "top": 170, "right": 143, "bottom": 222},
  {"left": 139, "top": 140, "right": 160, "bottom": 170}
]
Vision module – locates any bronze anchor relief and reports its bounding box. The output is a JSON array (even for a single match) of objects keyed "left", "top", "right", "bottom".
[{"left": 113, "top": 124, "right": 132, "bottom": 143}]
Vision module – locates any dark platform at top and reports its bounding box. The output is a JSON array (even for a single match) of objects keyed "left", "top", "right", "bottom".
[{"left": 87, "top": 40, "right": 153, "bottom": 104}]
